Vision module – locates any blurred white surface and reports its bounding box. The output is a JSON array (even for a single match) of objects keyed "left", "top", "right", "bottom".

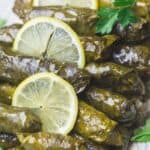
[
  {"left": 129, "top": 143, "right": 150, "bottom": 150},
  {"left": 0, "top": 1, "right": 150, "bottom": 150},
  {"left": 0, "top": 0, "right": 22, "bottom": 25}
]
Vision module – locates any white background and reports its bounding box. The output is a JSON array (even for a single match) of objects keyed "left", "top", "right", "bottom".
[{"left": 0, "top": 0, "right": 22, "bottom": 25}]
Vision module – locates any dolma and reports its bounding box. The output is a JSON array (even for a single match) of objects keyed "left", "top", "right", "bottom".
[
  {"left": 84, "top": 143, "right": 107, "bottom": 150},
  {"left": 17, "top": 132, "right": 87, "bottom": 150},
  {"left": 0, "top": 132, "right": 20, "bottom": 149},
  {"left": 86, "top": 87, "right": 137, "bottom": 123},
  {"left": 74, "top": 101, "right": 118, "bottom": 145},
  {"left": 14, "top": 0, "right": 33, "bottom": 9},
  {"left": 0, "top": 24, "right": 118, "bottom": 63},
  {"left": 72, "top": 133, "right": 108, "bottom": 150},
  {"left": 0, "top": 47, "right": 90, "bottom": 93},
  {"left": 105, "top": 126, "right": 131, "bottom": 149},
  {"left": 0, "top": 24, "right": 22, "bottom": 47},
  {"left": 112, "top": 19, "right": 150, "bottom": 43},
  {"left": 134, "top": 0, "right": 150, "bottom": 20},
  {"left": 141, "top": 77, "right": 150, "bottom": 100},
  {"left": 85, "top": 63, "right": 145, "bottom": 96},
  {"left": 142, "top": 38, "right": 150, "bottom": 47},
  {"left": 113, "top": 45, "right": 150, "bottom": 72},
  {"left": 132, "top": 99, "right": 146, "bottom": 127},
  {"left": 13, "top": 5, "right": 98, "bottom": 35},
  {"left": 0, "top": 103, "right": 41, "bottom": 133},
  {"left": 85, "top": 62, "right": 133, "bottom": 87},
  {"left": 146, "top": 79, "right": 150, "bottom": 99},
  {"left": 80, "top": 35, "right": 119, "bottom": 63},
  {"left": 0, "top": 83, "right": 16, "bottom": 105},
  {"left": 114, "top": 72, "right": 145, "bottom": 96}
]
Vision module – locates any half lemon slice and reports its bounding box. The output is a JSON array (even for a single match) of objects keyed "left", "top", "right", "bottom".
[
  {"left": 33, "top": 0, "right": 99, "bottom": 9},
  {"left": 13, "top": 17, "right": 85, "bottom": 68},
  {"left": 12, "top": 73, "right": 78, "bottom": 134}
]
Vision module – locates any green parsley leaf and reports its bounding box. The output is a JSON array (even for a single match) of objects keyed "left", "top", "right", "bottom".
[
  {"left": 131, "top": 119, "right": 150, "bottom": 142},
  {"left": 113, "top": 0, "right": 136, "bottom": 7},
  {"left": 0, "top": 18, "right": 7, "bottom": 28},
  {"left": 132, "top": 135, "right": 150, "bottom": 142},
  {"left": 96, "top": 8, "right": 120, "bottom": 34},
  {"left": 97, "top": 7, "right": 116, "bottom": 17},
  {"left": 96, "top": 6, "right": 138, "bottom": 34},
  {"left": 118, "top": 8, "right": 138, "bottom": 28}
]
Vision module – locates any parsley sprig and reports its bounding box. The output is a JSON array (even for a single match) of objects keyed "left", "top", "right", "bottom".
[
  {"left": 131, "top": 119, "right": 150, "bottom": 142},
  {"left": 96, "top": 0, "right": 138, "bottom": 34},
  {"left": 114, "top": 0, "right": 136, "bottom": 7}
]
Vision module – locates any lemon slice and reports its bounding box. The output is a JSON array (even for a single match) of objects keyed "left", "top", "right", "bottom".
[
  {"left": 13, "top": 17, "right": 85, "bottom": 68},
  {"left": 33, "top": 0, "right": 99, "bottom": 9},
  {"left": 12, "top": 73, "right": 78, "bottom": 134}
]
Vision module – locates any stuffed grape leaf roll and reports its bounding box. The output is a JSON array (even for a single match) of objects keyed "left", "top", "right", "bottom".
[
  {"left": 113, "top": 44, "right": 150, "bottom": 72},
  {"left": 13, "top": 5, "right": 98, "bottom": 35},
  {"left": 0, "top": 83, "right": 16, "bottom": 105},
  {"left": 0, "top": 47, "right": 90, "bottom": 93},
  {"left": 74, "top": 101, "right": 118, "bottom": 144},
  {"left": 86, "top": 87, "right": 137, "bottom": 123},
  {"left": 0, "top": 103, "right": 41, "bottom": 133},
  {"left": 17, "top": 132, "right": 87, "bottom": 150},
  {"left": 0, "top": 24, "right": 22, "bottom": 47},
  {"left": 0, "top": 132, "right": 20, "bottom": 149},
  {"left": 0, "top": 24, "right": 118, "bottom": 63},
  {"left": 112, "top": 19, "right": 150, "bottom": 43},
  {"left": 85, "top": 63, "right": 145, "bottom": 96},
  {"left": 80, "top": 35, "right": 118, "bottom": 63}
]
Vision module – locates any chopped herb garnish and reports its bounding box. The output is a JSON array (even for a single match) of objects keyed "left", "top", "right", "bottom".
[
  {"left": 131, "top": 119, "right": 150, "bottom": 142},
  {"left": 113, "top": 0, "right": 136, "bottom": 7},
  {"left": 96, "top": 8, "right": 120, "bottom": 34},
  {"left": 96, "top": 0, "right": 138, "bottom": 34},
  {"left": 118, "top": 7, "right": 138, "bottom": 28}
]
